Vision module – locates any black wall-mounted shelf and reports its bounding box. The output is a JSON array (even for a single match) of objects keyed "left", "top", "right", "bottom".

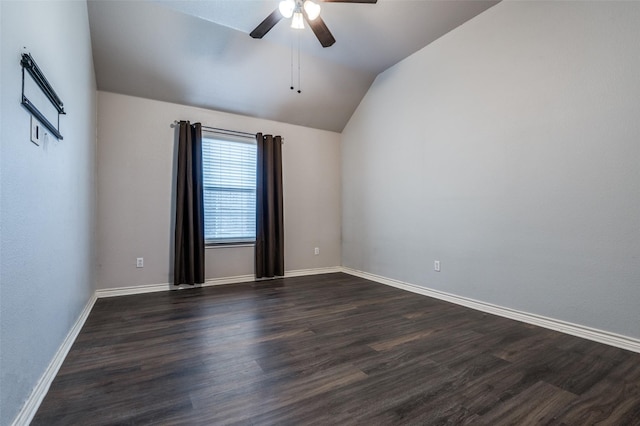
[{"left": 21, "top": 52, "right": 65, "bottom": 140}]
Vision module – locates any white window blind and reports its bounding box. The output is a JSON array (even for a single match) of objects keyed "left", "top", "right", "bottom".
[{"left": 202, "top": 133, "right": 257, "bottom": 244}]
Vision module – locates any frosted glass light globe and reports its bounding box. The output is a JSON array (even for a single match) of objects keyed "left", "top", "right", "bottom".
[
  {"left": 303, "top": 0, "right": 321, "bottom": 21},
  {"left": 279, "top": 0, "right": 295, "bottom": 18}
]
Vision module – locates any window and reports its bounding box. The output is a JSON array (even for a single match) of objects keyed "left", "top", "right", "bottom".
[{"left": 202, "top": 133, "right": 257, "bottom": 244}]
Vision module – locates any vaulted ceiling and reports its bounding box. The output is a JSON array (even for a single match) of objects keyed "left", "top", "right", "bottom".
[{"left": 88, "top": 0, "right": 498, "bottom": 132}]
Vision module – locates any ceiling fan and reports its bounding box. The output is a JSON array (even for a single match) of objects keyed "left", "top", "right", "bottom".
[{"left": 250, "top": 0, "right": 377, "bottom": 48}]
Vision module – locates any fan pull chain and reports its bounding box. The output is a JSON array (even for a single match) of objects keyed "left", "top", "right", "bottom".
[
  {"left": 289, "top": 32, "right": 302, "bottom": 94},
  {"left": 290, "top": 35, "right": 294, "bottom": 91},
  {"left": 297, "top": 31, "right": 302, "bottom": 94}
]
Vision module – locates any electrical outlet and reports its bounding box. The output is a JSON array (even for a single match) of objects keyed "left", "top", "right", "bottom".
[
  {"left": 314, "top": 247, "right": 320, "bottom": 255},
  {"left": 434, "top": 260, "right": 440, "bottom": 272},
  {"left": 30, "top": 116, "right": 41, "bottom": 146},
  {"left": 136, "top": 257, "right": 144, "bottom": 268}
]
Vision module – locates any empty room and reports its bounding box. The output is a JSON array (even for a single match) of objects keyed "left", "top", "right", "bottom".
[{"left": 1, "top": 0, "right": 639, "bottom": 424}]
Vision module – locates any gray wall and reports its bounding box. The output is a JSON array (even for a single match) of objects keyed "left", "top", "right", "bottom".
[
  {"left": 342, "top": 1, "right": 640, "bottom": 339},
  {"left": 0, "top": 1, "right": 97, "bottom": 424},
  {"left": 97, "top": 92, "right": 341, "bottom": 289}
]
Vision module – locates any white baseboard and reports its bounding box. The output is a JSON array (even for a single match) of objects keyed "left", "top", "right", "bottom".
[
  {"left": 11, "top": 293, "right": 98, "bottom": 426},
  {"left": 95, "top": 274, "right": 255, "bottom": 298},
  {"left": 285, "top": 266, "right": 342, "bottom": 277},
  {"left": 95, "top": 267, "right": 342, "bottom": 299},
  {"left": 341, "top": 267, "right": 640, "bottom": 354}
]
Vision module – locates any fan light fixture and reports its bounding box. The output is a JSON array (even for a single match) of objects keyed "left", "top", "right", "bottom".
[
  {"left": 291, "top": 11, "right": 304, "bottom": 29},
  {"left": 279, "top": 0, "right": 321, "bottom": 28}
]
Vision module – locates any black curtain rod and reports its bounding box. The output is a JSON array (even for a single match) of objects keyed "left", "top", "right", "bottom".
[
  {"left": 173, "top": 121, "right": 284, "bottom": 142},
  {"left": 173, "top": 121, "right": 254, "bottom": 138},
  {"left": 202, "top": 125, "right": 256, "bottom": 138}
]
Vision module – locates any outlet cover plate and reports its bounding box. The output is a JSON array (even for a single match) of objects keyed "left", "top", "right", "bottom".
[{"left": 30, "top": 116, "right": 41, "bottom": 146}]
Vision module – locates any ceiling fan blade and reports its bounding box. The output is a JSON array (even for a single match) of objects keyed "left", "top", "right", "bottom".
[
  {"left": 321, "top": 0, "right": 377, "bottom": 3},
  {"left": 250, "top": 9, "right": 283, "bottom": 39},
  {"left": 304, "top": 15, "right": 336, "bottom": 48}
]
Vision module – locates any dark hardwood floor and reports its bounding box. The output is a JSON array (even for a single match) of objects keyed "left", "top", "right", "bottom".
[{"left": 33, "top": 273, "right": 640, "bottom": 425}]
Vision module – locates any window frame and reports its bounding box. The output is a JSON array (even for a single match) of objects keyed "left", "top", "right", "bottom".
[{"left": 201, "top": 131, "right": 257, "bottom": 247}]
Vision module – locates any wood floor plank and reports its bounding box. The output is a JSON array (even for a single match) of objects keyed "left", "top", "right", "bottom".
[
  {"left": 477, "top": 380, "right": 577, "bottom": 424},
  {"left": 32, "top": 273, "right": 640, "bottom": 425}
]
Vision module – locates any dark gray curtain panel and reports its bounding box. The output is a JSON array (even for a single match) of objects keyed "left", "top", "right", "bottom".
[
  {"left": 174, "top": 121, "right": 205, "bottom": 285},
  {"left": 255, "top": 133, "right": 284, "bottom": 278}
]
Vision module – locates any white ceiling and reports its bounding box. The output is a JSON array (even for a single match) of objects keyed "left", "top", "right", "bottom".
[{"left": 88, "top": 0, "right": 498, "bottom": 132}]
